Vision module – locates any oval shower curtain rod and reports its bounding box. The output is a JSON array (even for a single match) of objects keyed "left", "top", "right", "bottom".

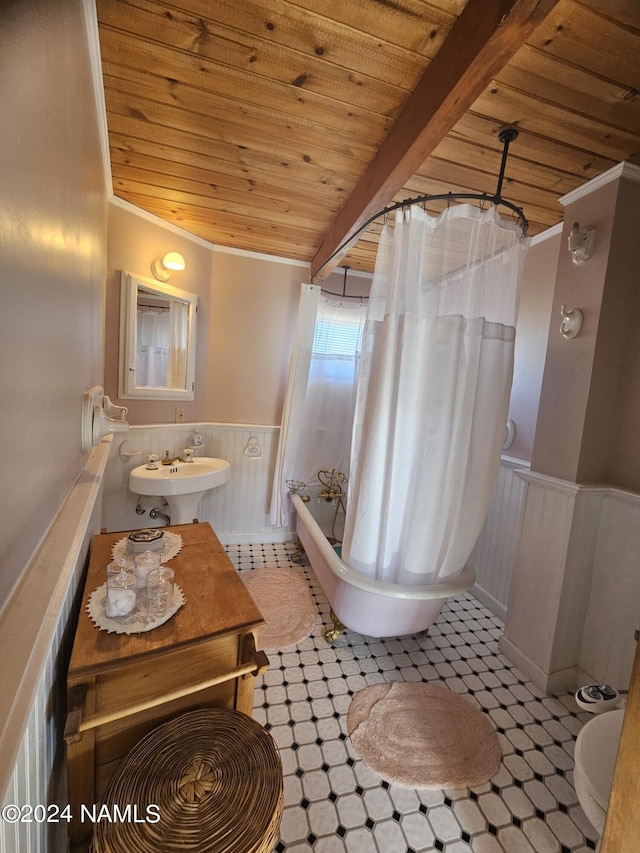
[{"left": 312, "top": 127, "right": 527, "bottom": 290}]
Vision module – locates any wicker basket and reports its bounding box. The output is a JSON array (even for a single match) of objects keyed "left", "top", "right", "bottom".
[{"left": 91, "top": 708, "right": 283, "bottom": 853}]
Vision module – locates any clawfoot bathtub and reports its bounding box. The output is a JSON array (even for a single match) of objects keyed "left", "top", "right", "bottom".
[{"left": 291, "top": 493, "right": 475, "bottom": 639}]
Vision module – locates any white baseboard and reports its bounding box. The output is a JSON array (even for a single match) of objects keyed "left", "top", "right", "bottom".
[
  {"left": 498, "top": 634, "right": 579, "bottom": 695},
  {"left": 217, "top": 530, "right": 295, "bottom": 546},
  {"left": 472, "top": 583, "right": 507, "bottom": 622}
]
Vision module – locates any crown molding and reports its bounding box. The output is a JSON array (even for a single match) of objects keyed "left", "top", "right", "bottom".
[
  {"left": 560, "top": 161, "right": 640, "bottom": 207},
  {"left": 109, "top": 197, "right": 217, "bottom": 250},
  {"left": 83, "top": 0, "right": 112, "bottom": 197},
  {"left": 211, "top": 243, "right": 310, "bottom": 268},
  {"left": 110, "top": 197, "right": 316, "bottom": 268},
  {"left": 530, "top": 222, "right": 563, "bottom": 246}
]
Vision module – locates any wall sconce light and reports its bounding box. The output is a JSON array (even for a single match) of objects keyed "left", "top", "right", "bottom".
[
  {"left": 568, "top": 222, "right": 595, "bottom": 266},
  {"left": 151, "top": 251, "right": 186, "bottom": 281},
  {"left": 560, "top": 303, "right": 583, "bottom": 339}
]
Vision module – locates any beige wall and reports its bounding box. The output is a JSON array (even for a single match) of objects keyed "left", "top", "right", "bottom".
[
  {"left": 501, "top": 170, "right": 640, "bottom": 697},
  {"left": 0, "top": 0, "right": 107, "bottom": 609},
  {"left": 104, "top": 202, "right": 214, "bottom": 425},
  {"left": 531, "top": 181, "right": 617, "bottom": 481},
  {"left": 206, "top": 250, "right": 307, "bottom": 425},
  {"left": 531, "top": 171, "right": 640, "bottom": 490},
  {"left": 105, "top": 197, "right": 555, "bottom": 448},
  {"left": 593, "top": 177, "right": 640, "bottom": 488},
  {"left": 507, "top": 231, "right": 560, "bottom": 462},
  {"left": 104, "top": 203, "right": 309, "bottom": 426}
]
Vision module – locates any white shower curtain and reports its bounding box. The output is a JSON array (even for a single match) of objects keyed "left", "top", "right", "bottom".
[
  {"left": 136, "top": 309, "right": 169, "bottom": 387},
  {"left": 168, "top": 299, "right": 189, "bottom": 389},
  {"left": 342, "top": 204, "right": 528, "bottom": 585},
  {"left": 136, "top": 300, "right": 189, "bottom": 389},
  {"left": 270, "top": 284, "right": 366, "bottom": 527}
]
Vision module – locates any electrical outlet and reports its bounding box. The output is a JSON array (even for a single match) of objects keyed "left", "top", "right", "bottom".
[{"left": 175, "top": 407, "right": 184, "bottom": 423}]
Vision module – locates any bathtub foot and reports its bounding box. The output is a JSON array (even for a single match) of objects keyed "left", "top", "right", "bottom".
[
  {"left": 325, "top": 609, "right": 345, "bottom": 643},
  {"left": 291, "top": 538, "right": 307, "bottom": 564}
]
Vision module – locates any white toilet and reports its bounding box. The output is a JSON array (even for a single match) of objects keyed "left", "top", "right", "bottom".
[{"left": 573, "top": 708, "right": 625, "bottom": 841}]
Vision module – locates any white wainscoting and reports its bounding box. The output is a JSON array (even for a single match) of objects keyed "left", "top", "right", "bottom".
[
  {"left": 105, "top": 430, "right": 530, "bottom": 599},
  {"left": 580, "top": 487, "right": 640, "bottom": 690},
  {"left": 468, "top": 457, "right": 529, "bottom": 620},
  {"left": 200, "top": 424, "right": 288, "bottom": 543},
  {"left": 500, "top": 472, "right": 640, "bottom": 694},
  {"left": 103, "top": 423, "right": 291, "bottom": 543},
  {"left": 0, "top": 439, "right": 110, "bottom": 853}
]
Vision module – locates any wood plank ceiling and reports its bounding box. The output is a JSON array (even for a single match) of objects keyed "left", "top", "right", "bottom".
[{"left": 97, "top": 0, "right": 640, "bottom": 276}]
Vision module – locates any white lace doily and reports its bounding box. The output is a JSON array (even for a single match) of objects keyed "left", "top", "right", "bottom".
[
  {"left": 87, "top": 583, "right": 186, "bottom": 634},
  {"left": 112, "top": 531, "right": 183, "bottom": 564}
]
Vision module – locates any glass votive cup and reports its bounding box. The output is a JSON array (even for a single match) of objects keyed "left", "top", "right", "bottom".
[
  {"left": 134, "top": 549, "right": 161, "bottom": 590},
  {"left": 146, "top": 566, "right": 175, "bottom": 618},
  {"left": 105, "top": 572, "right": 137, "bottom": 618}
]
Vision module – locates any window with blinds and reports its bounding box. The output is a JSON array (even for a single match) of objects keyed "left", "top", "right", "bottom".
[{"left": 312, "top": 303, "right": 365, "bottom": 357}]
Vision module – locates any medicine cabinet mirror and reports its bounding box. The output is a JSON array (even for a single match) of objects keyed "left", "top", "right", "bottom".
[{"left": 119, "top": 270, "right": 198, "bottom": 400}]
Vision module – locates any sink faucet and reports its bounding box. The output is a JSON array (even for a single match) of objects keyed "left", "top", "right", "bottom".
[{"left": 161, "top": 449, "right": 195, "bottom": 465}]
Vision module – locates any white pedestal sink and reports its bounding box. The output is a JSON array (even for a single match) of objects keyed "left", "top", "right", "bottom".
[{"left": 129, "top": 457, "right": 230, "bottom": 524}]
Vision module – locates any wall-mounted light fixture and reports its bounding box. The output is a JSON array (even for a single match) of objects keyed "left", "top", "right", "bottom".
[
  {"left": 151, "top": 251, "right": 186, "bottom": 281},
  {"left": 568, "top": 222, "right": 595, "bottom": 266}
]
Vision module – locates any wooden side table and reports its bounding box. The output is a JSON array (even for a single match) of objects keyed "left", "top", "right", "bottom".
[{"left": 65, "top": 522, "right": 266, "bottom": 850}]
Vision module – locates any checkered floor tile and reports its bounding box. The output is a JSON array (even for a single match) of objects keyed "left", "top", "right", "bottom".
[{"left": 225, "top": 543, "right": 600, "bottom": 853}]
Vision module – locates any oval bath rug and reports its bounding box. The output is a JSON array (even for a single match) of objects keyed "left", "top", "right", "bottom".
[
  {"left": 347, "top": 682, "right": 502, "bottom": 789},
  {"left": 242, "top": 568, "right": 317, "bottom": 650}
]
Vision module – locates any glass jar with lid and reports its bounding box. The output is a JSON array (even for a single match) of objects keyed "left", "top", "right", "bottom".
[
  {"left": 146, "top": 566, "right": 175, "bottom": 617},
  {"left": 134, "top": 550, "right": 161, "bottom": 590},
  {"left": 106, "top": 571, "right": 137, "bottom": 618}
]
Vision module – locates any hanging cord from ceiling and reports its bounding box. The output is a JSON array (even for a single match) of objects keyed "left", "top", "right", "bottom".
[{"left": 311, "top": 127, "right": 527, "bottom": 286}]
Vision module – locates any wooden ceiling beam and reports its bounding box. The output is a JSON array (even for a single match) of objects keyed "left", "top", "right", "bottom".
[{"left": 310, "top": 0, "right": 560, "bottom": 280}]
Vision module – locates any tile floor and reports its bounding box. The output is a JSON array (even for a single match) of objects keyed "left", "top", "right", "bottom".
[{"left": 225, "top": 542, "right": 600, "bottom": 853}]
